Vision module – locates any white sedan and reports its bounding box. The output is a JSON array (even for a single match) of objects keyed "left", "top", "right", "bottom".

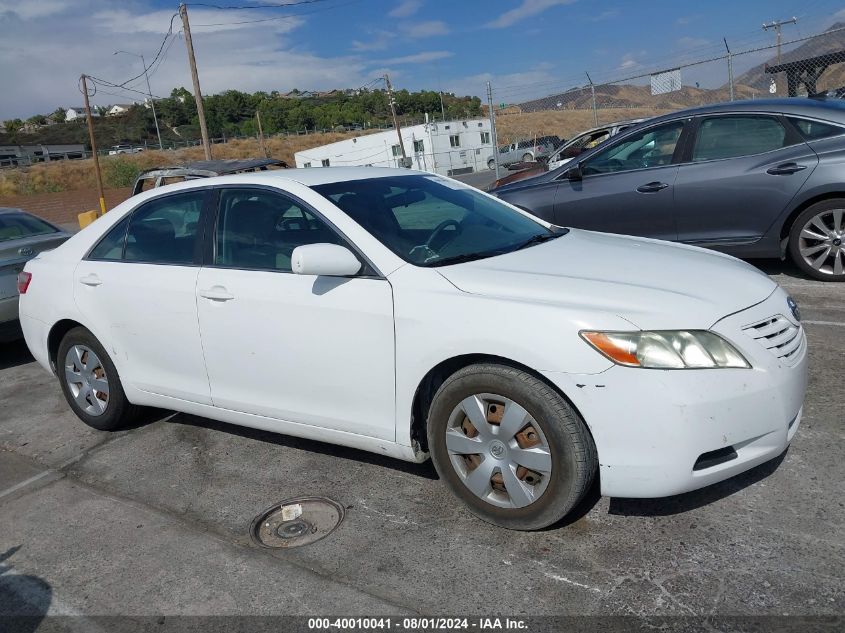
[{"left": 18, "top": 167, "right": 807, "bottom": 530}]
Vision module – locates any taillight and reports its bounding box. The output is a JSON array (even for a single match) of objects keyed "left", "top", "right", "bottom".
[{"left": 17, "top": 271, "right": 32, "bottom": 294}]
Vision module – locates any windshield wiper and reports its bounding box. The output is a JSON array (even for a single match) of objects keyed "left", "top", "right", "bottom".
[
  {"left": 512, "top": 230, "right": 566, "bottom": 251},
  {"left": 421, "top": 250, "right": 510, "bottom": 268}
]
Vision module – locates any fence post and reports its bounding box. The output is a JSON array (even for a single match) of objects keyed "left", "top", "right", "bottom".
[
  {"left": 724, "top": 38, "right": 734, "bottom": 101},
  {"left": 586, "top": 72, "right": 598, "bottom": 126}
]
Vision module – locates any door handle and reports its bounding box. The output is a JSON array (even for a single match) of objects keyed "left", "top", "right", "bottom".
[
  {"left": 636, "top": 181, "right": 669, "bottom": 193},
  {"left": 767, "top": 163, "right": 807, "bottom": 175},
  {"left": 79, "top": 274, "right": 102, "bottom": 287},
  {"left": 199, "top": 287, "right": 234, "bottom": 302}
]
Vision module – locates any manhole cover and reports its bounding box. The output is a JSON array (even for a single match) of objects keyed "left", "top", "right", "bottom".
[{"left": 250, "top": 496, "right": 345, "bottom": 549}]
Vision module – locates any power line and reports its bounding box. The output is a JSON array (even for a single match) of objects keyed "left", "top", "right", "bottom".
[
  {"left": 188, "top": 0, "right": 331, "bottom": 10},
  {"left": 114, "top": 12, "right": 180, "bottom": 88},
  {"left": 191, "top": 0, "right": 359, "bottom": 27}
]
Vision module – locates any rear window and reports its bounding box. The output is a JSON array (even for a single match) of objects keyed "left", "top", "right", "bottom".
[
  {"left": 0, "top": 213, "right": 58, "bottom": 242},
  {"left": 788, "top": 117, "right": 845, "bottom": 141},
  {"left": 693, "top": 116, "right": 789, "bottom": 162}
]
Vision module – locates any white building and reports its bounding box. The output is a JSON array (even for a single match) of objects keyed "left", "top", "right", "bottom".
[
  {"left": 65, "top": 107, "right": 100, "bottom": 122},
  {"left": 294, "top": 117, "right": 495, "bottom": 177},
  {"left": 107, "top": 104, "right": 133, "bottom": 116}
]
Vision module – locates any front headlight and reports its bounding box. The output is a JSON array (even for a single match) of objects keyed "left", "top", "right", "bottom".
[{"left": 580, "top": 330, "right": 750, "bottom": 369}]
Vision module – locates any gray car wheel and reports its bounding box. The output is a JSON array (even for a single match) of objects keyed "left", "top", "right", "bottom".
[
  {"left": 788, "top": 200, "right": 845, "bottom": 281},
  {"left": 57, "top": 326, "right": 143, "bottom": 430},
  {"left": 427, "top": 363, "right": 597, "bottom": 530}
]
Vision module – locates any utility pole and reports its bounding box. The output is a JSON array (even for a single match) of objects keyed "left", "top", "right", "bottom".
[
  {"left": 114, "top": 50, "right": 163, "bottom": 150},
  {"left": 180, "top": 2, "right": 212, "bottom": 160},
  {"left": 724, "top": 38, "right": 734, "bottom": 101},
  {"left": 256, "top": 110, "right": 268, "bottom": 158},
  {"left": 439, "top": 91, "right": 446, "bottom": 121},
  {"left": 486, "top": 81, "right": 500, "bottom": 180},
  {"left": 585, "top": 72, "right": 598, "bottom": 126},
  {"left": 81, "top": 75, "right": 106, "bottom": 215},
  {"left": 763, "top": 17, "right": 797, "bottom": 95},
  {"left": 384, "top": 74, "right": 407, "bottom": 165}
]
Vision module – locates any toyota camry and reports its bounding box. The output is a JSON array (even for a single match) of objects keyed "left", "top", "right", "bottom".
[{"left": 18, "top": 167, "right": 807, "bottom": 530}]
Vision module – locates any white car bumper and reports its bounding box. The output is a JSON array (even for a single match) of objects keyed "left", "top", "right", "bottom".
[{"left": 544, "top": 288, "right": 808, "bottom": 499}]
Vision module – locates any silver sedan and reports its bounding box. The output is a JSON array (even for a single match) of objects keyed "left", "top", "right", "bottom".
[{"left": 0, "top": 208, "right": 71, "bottom": 342}]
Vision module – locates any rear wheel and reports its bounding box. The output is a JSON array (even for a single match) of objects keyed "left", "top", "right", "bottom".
[
  {"left": 57, "top": 327, "right": 142, "bottom": 430},
  {"left": 788, "top": 199, "right": 845, "bottom": 281},
  {"left": 522, "top": 152, "right": 534, "bottom": 162},
  {"left": 427, "top": 363, "right": 597, "bottom": 530},
  {"left": 487, "top": 159, "right": 496, "bottom": 170}
]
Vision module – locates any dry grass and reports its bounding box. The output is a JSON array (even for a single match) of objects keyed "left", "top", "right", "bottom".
[
  {"left": 495, "top": 107, "right": 671, "bottom": 143},
  {"left": 0, "top": 130, "right": 375, "bottom": 196}
]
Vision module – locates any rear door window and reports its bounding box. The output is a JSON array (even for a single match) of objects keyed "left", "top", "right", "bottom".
[
  {"left": 124, "top": 191, "right": 205, "bottom": 265},
  {"left": 692, "top": 116, "right": 792, "bottom": 161}
]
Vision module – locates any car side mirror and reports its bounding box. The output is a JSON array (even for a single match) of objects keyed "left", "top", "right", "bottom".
[
  {"left": 291, "top": 244, "right": 362, "bottom": 276},
  {"left": 565, "top": 162, "right": 583, "bottom": 181}
]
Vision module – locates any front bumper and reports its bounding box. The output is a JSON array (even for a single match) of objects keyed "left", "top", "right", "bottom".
[{"left": 544, "top": 288, "right": 808, "bottom": 498}]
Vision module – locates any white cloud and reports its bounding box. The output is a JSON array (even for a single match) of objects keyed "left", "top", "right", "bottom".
[
  {"left": 401, "top": 20, "right": 449, "bottom": 38},
  {"left": 485, "top": 0, "right": 576, "bottom": 29},
  {"left": 388, "top": 0, "right": 422, "bottom": 18},
  {"left": 351, "top": 30, "right": 396, "bottom": 51},
  {"left": 378, "top": 50, "right": 454, "bottom": 65},
  {"left": 590, "top": 9, "right": 619, "bottom": 22},
  {"left": 0, "top": 1, "right": 374, "bottom": 119},
  {"left": 0, "top": 0, "right": 70, "bottom": 19}
]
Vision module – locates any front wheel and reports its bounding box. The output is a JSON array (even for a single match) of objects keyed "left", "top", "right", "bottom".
[
  {"left": 487, "top": 159, "right": 496, "bottom": 170},
  {"left": 788, "top": 200, "right": 845, "bottom": 281},
  {"left": 427, "top": 363, "right": 597, "bottom": 530},
  {"left": 57, "top": 326, "right": 142, "bottom": 430}
]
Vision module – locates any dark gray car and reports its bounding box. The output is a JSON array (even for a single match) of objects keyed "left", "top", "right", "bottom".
[{"left": 491, "top": 98, "right": 845, "bottom": 281}]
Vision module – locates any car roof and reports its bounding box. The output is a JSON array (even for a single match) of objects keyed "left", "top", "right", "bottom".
[
  {"left": 137, "top": 158, "right": 286, "bottom": 179},
  {"left": 649, "top": 97, "right": 845, "bottom": 123}
]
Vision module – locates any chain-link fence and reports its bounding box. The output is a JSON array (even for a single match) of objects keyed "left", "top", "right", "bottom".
[{"left": 493, "top": 25, "right": 845, "bottom": 142}]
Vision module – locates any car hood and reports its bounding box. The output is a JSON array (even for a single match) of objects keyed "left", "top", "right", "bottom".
[{"left": 436, "top": 229, "right": 777, "bottom": 330}]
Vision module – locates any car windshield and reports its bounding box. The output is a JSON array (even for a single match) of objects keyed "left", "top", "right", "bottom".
[
  {"left": 0, "top": 212, "right": 58, "bottom": 243},
  {"left": 312, "top": 175, "right": 562, "bottom": 267}
]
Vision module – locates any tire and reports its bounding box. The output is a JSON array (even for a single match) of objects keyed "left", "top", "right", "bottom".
[
  {"left": 427, "top": 363, "right": 597, "bottom": 530},
  {"left": 487, "top": 159, "right": 496, "bottom": 170},
  {"left": 522, "top": 152, "right": 534, "bottom": 162},
  {"left": 57, "top": 326, "right": 142, "bottom": 431},
  {"left": 788, "top": 199, "right": 845, "bottom": 281}
]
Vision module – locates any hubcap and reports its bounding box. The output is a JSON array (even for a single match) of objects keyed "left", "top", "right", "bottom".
[
  {"left": 445, "top": 393, "right": 552, "bottom": 509},
  {"left": 64, "top": 345, "right": 109, "bottom": 416},
  {"left": 798, "top": 209, "right": 845, "bottom": 276}
]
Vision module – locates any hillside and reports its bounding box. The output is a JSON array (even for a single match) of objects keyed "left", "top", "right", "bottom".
[{"left": 518, "top": 24, "right": 845, "bottom": 113}]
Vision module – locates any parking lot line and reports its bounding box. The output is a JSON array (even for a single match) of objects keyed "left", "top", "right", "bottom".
[
  {"left": 0, "top": 470, "right": 54, "bottom": 501},
  {"left": 802, "top": 319, "right": 845, "bottom": 327}
]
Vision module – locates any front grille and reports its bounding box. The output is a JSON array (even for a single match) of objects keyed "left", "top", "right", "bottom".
[{"left": 741, "top": 314, "right": 804, "bottom": 364}]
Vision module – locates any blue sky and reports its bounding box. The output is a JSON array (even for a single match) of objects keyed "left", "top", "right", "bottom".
[{"left": 2, "top": 0, "right": 845, "bottom": 118}]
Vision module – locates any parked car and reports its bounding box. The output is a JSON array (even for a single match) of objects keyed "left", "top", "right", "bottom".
[
  {"left": 132, "top": 158, "right": 287, "bottom": 195},
  {"left": 19, "top": 168, "right": 806, "bottom": 530},
  {"left": 492, "top": 98, "right": 845, "bottom": 281},
  {"left": 108, "top": 145, "right": 144, "bottom": 156},
  {"left": 491, "top": 119, "right": 647, "bottom": 189},
  {"left": 1, "top": 209, "right": 71, "bottom": 341},
  {"left": 490, "top": 136, "right": 561, "bottom": 170}
]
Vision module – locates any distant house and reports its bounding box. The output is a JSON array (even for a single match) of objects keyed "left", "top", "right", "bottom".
[
  {"left": 65, "top": 107, "right": 99, "bottom": 122},
  {"left": 107, "top": 104, "right": 133, "bottom": 116}
]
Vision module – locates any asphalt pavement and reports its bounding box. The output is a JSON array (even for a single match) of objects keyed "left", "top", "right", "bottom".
[{"left": 0, "top": 248, "right": 842, "bottom": 627}]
